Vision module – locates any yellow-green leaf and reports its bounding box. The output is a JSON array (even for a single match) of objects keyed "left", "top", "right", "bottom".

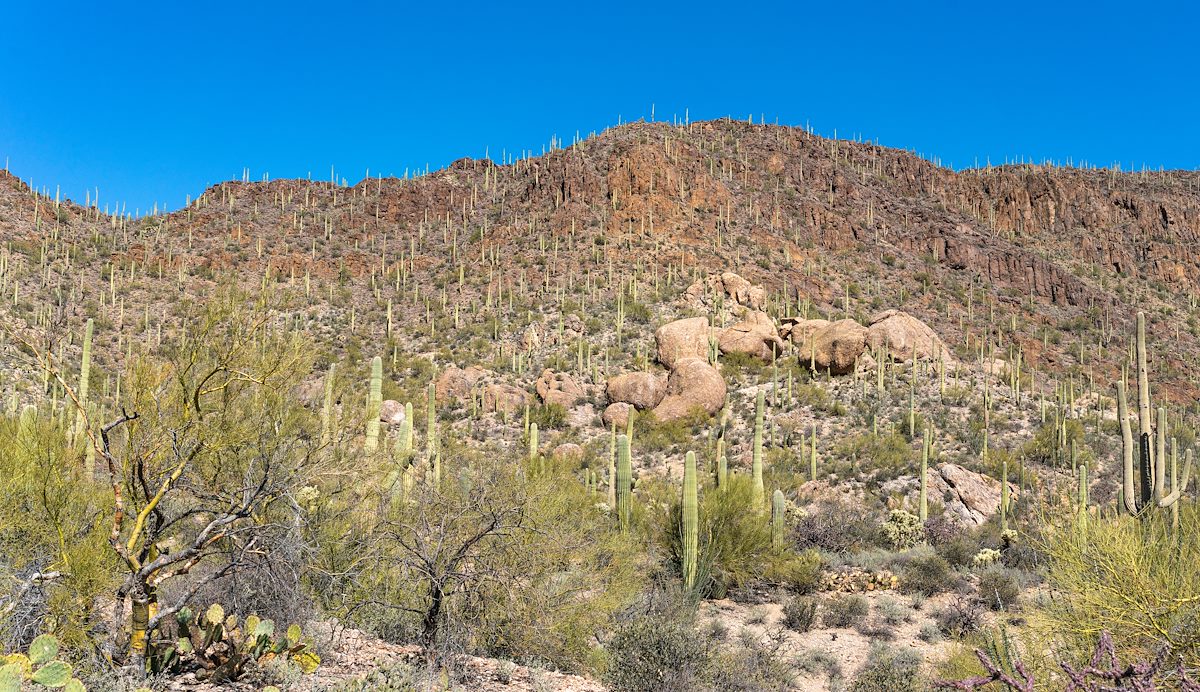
[
  {"left": 205, "top": 603, "right": 225, "bottom": 625},
  {"left": 285, "top": 624, "right": 301, "bottom": 646},
  {"left": 28, "top": 634, "right": 59, "bottom": 666},
  {"left": 31, "top": 660, "right": 72, "bottom": 687},
  {"left": 0, "top": 663, "right": 24, "bottom": 692},
  {"left": 291, "top": 650, "right": 320, "bottom": 674},
  {"left": 64, "top": 678, "right": 86, "bottom": 692}
]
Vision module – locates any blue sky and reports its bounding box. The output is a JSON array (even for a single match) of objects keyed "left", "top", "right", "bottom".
[{"left": 1, "top": 1, "right": 1196, "bottom": 213}]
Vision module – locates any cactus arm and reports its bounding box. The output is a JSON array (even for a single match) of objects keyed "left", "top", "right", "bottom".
[
  {"left": 1157, "top": 451, "right": 1192, "bottom": 508},
  {"left": 681, "top": 451, "right": 698, "bottom": 589}
]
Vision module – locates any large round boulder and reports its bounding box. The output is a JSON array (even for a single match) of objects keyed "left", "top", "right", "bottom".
[
  {"left": 602, "top": 402, "right": 636, "bottom": 429},
  {"left": 809, "top": 319, "right": 868, "bottom": 375},
  {"left": 535, "top": 369, "right": 585, "bottom": 408},
  {"left": 606, "top": 371, "right": 668, "bottom": 410},
  {"left": 717, "top": 310, "right": 785, "bottom": 361},
  {"left": 655, "top": 317, "right": 714, "bottom": 369},
  {"left": 652, "top": 358, "right": 727, "bottom": 422},
  {"left": 867, "top": 310, "right": 952, "bottom": 362}
]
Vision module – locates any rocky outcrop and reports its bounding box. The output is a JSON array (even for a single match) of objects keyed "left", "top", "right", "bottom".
[
  {"left": 717, "top": 310, "right": 785, "bottom": 361},
  {"left": 535, "top": 369, "right": 585, "bottom": 408},
  {"left": 655, "top": 317, "right": 713, "bottom": 369},
  {"left": 602, "top": 402, "right": 636, "bottom": 428},
  {"left": 866, "top": 310, "right": 952, "bottom": 362},
  {"left": 606, "top": 371, "right": 667, "bottom": 410},
  {"left": 684, "top": 271, "right": 767, "bottom": 311},
  {"left": 482, "top": 383, "right": 529, "bottom": 416},
  {"left": 652, "top": 358, "right": 727, "bottom": 422},
  {"left": 929, "top": 463, "right": 1020, "bottom": 526},
  {"left": 794, "top": 319, "right": 868, "bottom": 375},
  {"left": 434, "top": 365, "right": 488, "bottom": 404},
  {"left": 379, "top": 400, "right": 406, "bottom": 426},
  {"left": 552, "top": 443, "right": 584, "bottom": 460}
]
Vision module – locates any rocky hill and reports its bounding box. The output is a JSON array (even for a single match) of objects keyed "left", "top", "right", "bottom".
[{"left": 2, "top": 118, "right": 1199, "bottom": 690}]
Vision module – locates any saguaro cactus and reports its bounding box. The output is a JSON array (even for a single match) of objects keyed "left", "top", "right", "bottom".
[
  {"left": 320, "top": 362, "right": 336, "bottom": 447},
  {"left": 617, "top": 434, "right": 632, "bottom": 533},
  {"left": 1117, "top": 366, "right": 1193, "bottom": 517},
  {"left": 365, "top": 357, "right": 382, "bottom": 453},
  {"left": 771, "top": 489, "right": 785, "bottom": 547},
  {"left": 752, "top": 389, "right": 765, "bottom": 503},
  {"left": 681, "top": 451, "right": 698, "bottom": 589},
  {"left": 919, "top": 427, "right": 930, "bottom": 523},
  {"left": 425, "top": 381, "right": 437, "bottom": 459}
]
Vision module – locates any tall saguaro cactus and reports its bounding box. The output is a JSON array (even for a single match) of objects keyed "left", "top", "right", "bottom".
[
  {"left": 365, "top": 356, "right": 382, "bottom": 453},
  {"left": 919, "top": 427, "right": 930, "bottom": 523},
  {"left": 1117, "top": 328, "right": 1193, "bottom": 517},
  {"left": 752, "top": 389, "right": 765, "bottom": 503},
  {"left": 616, "top": 434, "right": 632, "bottom": 533},
  {"left": 320, "top": 362, "right": 337, "bottom": 447},
  {"left": 681, "top": 451, "right": 698, "bottom": 589},
  {"left": 771, "top": 489, "right": 786, "bottom": 547}
]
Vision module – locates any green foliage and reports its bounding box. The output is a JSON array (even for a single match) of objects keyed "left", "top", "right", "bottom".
[
  {"left": 149, "top": 604, "right": 320, "bottom": 682},
  {"left": 781, "top": 596, "right": 819, "bottom": 632},
  {"left": 603, "top": 615, "right": 710, "bottom": 692},
  {"left": 849, "top": 643, "right": 924, "bottom": 692},
  {"left": 900, "top": 550, "right": 954, "bottom": 596},
  {"left": 528, "top": 403, "right": 568, "bottom": 430},
  {"left": 880, "top": 509, "right": 924, "bottom": 550},
  {"left": 1032, "top": 504, "right": 1200, "bottom": 670},
  {"left": 822, "top": 595, "right": 869, "bottom": 628},
  {"left": 976, "top": 567, "right": 1021, "bottom": 611},
  {"left": 0, "top": 634, "right": 86, "bottom": 690}
]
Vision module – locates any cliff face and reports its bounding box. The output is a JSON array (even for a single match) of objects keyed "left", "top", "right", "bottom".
[{"left": 2, "top": 118, "right": 1198, "bottom": 401}]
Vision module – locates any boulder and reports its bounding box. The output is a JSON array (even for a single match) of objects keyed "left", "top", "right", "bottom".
[
  {"left": 807, "top": 319, "right": 868, "bottom": 375},
  {"left": 930, "top": 463, "right": 1020, "bottom": 526},
  {"left": 434, "top": 365, "right": 488, "bottom": 403},
  {"left": 535, "top": 369, "right": 585, "bottom": 408},
  {"left": 782, "top": 317, "right": 831, "bottom": 351},
  {"left": 717, "top": 310, "right": 785, "bottom": 361},
  {"left": 720, "top": 272, "right": 766, "bottom": 311},
  {"left": 655, "top": 317, "right": 714, "bottom": 369},
  {"left": 606, "top": 371, "right": 668, "bottom": 409},
  {"left": 552, "top": 443, "right": 584, "bottom": 460},
  {"left": 482, "top": 383, "right": 529, "bottom": 416},
  {"left": 379, "top": 400, "right": 406, "bottom": 426},
  {"left": 867, "top": 310, "right": 952, "bottom": 362},
  {"left": 652, "top": 358, "right": 727, "bottom": 422},
  {"left": 602, "top": 402, "right": 636, "bottom": 428}
]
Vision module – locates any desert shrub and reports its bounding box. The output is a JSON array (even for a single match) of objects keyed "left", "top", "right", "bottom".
[
  {"left": 1021, "top": 419, "right": 1092, "bottom": 467},
  {"left": 1032, "top": 505, "right": 1200, "bottom": 670},
  {"left": 876, "top": 597, "right": 910, "bottom": 626},
  {"left": 849, "top": 643, "right": 924, "bottom": 691},
  {"left": 604, "top": 614, "right": 710, "bottom": 692},
  {"left": 823, "top": 595, "right": 869, "bottom": 628},
  {"left": 794, "top": 646, "right": 843, "bottom": 687},
  {"left": 834, "top": 433, "right": 911, "bottom": 483},
  {"left": 764, "top": 549, "right": 822, "bottom": 594},
  {"left": 900, "top": 551, "right": 953, "bottom": 596},
  {"left": 661, "top": 475, "right": 791, "bottom": 598},
  {"left": 935, "top": 535, "right": 978, "bottom": 568},
  {"left": 529, "top": 403, "right": 568, "bottom": 430},
  {"left": 880, "top": 509, "right": 924, "bottom": 550},
  {"left": 636, "top": 409, "right": 708, "bottom": 453},
  {"left": 782, "top": 596, "right": 819, "bottom": 632},
  {"left": 923, "top": 513, "right": 963, "bottom": 547},
  {"left": 793, "top": 498, "right": 882, "bottom": 553},
  {"left": 936, "top": 597, "right": 984, "bottom": 639},
  {"left": 977, "top": 567, "right": 1021, "bottom": 611},
  {"left": 707, "top": 629, "right": 795, "bottom": 691}
]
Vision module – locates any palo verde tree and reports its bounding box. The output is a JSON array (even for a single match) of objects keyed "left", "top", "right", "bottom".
[{"left": 52, "top": 289, "right": 326, "bottom": 673}]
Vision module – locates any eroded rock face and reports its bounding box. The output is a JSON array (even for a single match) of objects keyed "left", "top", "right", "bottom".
[
  {"left": 717, "top": 310, "right": 785, "bottom": 361},
  {"left": 867, "top": 310, "right": 952, "bottom": 362},
  {"left": 655, "top": 317, "right": 713, "bottom": 369},
  {"left": 521, "top": 325, "right": 541, "bottom": 352},
  {"left": 683, "top": 271, "right": 766, "bottom": 311},
  {"left": 652, "top": 358, "right": 727, "bottom": 422},
  {"left": 535, "top": 369, "right": 585, "bottom": 408},
  {"left": 606, "top": 371, "right": 667, "bottom": 409},
  {"left": 929, "top": 463, "right": 1020, "bottom": 525},
  {"left": 797, "top": 319, "right": 868, "bottom": 375},
  {"left": 552, "top": 443, "right": 584, "bottom": 460},
  {"left": 482, "top": 383, "right": 529, "bottom": 416},
  {"left": 434, "top": 365, "right": 488, "bottom": 403},
  {"left": 379, "top": 400, "right": 406, "bottom": 426}
]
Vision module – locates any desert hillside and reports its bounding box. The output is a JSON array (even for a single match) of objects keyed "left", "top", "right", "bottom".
[{"left": 1, "top": 118, "right": 1198, "bottom": 691}]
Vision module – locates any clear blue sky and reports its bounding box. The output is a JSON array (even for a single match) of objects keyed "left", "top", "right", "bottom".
[{"left": 1, "top": 1, "right": 1196, "bottom": 213}]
